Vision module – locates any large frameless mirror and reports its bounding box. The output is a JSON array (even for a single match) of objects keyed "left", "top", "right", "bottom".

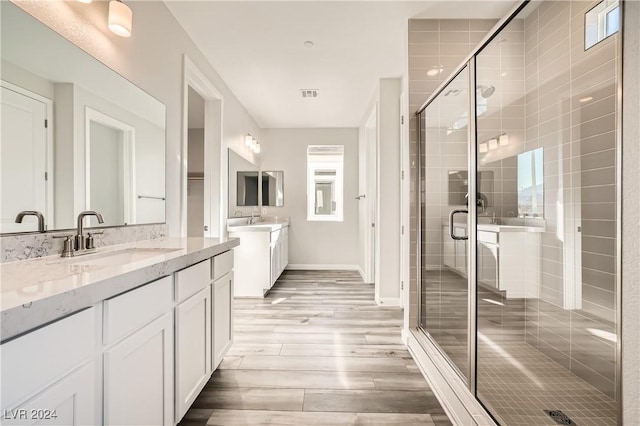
[{"left": 1, "top": 2, "right": 166, "bottom": 233}]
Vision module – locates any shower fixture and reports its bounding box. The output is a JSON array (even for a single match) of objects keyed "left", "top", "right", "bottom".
[{"left": 477, "top": 85, "right": 495, "bottom": 98}]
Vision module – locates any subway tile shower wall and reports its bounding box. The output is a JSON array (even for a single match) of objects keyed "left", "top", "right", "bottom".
[{"left": 522, "top": 0, "right": 618, "bottom": 399}]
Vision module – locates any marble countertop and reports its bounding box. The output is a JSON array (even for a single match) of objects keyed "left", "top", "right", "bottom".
[
  {"left": 444, "top": 223, "right": 544, "bottom": 233},
  {"left": 0, "top": 237, "right": 239, "bottom": 342},
  {"left": 227, "top": 217, "right": 290, "bottom": 232}
]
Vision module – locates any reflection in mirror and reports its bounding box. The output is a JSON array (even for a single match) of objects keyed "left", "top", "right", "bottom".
[
  {"left": 228, "top": 149, "right": 258, "bottom": 217},
  {"left": 517, "top": 148, "right": 543, "bottom": 218},
  {"left": 237, "top": 172, "right": 259, "bottom": 207},
  {"left": 0, "top": 2, "right": 166, "bottom": 233},
  {"left": 262, "top": 171, "right": 284, "bottom": 207},
  {"left": 448, "top": 170, "right": 494, "bottom": 207}
]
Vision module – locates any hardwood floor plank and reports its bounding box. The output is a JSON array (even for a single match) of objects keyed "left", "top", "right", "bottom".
[
  {"left": 192, "top": 388, "right": 304, "bottom": 411},
  {"left": 238, "top": 355, "right": 410, "bottom": 373},
  {"left": 208, "top": 369, "right": 376, "bottom": 390},
  {"left": 279, "top": 343, "right": 410, "bottom": 358},
  {"left": 303, "top": 389, "right": 446, "bottom": 414}
]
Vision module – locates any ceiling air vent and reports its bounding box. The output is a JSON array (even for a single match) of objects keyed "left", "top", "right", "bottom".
[{"left": 301, "top": 89, "right": 319, "bottom": 99}]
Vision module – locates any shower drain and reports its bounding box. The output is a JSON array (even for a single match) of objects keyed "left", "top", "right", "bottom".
[{"left": 544, "top": 410, "right": 576, "bottom": 425}]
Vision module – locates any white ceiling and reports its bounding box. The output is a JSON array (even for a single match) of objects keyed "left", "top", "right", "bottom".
[{"left": 165, "top": 1, "right": 517, "bottom": 129}]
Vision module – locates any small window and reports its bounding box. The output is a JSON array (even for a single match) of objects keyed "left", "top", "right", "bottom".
[
  {"left": 585, "top": 0, "right": 620, "bottom": 50},
  {"left": 307, "top": 145, "right": 344, "bottom": 221}
]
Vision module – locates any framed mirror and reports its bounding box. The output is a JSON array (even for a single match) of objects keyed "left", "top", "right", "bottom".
[
  {"left": 1, "top": 2, "right": 166, "bottom": 233},
  {"left": 228, "top": 149, "right": 258, "bottom": 217},
  {"left": 262, "top": 171, "right": 284, "bottom": 207}
]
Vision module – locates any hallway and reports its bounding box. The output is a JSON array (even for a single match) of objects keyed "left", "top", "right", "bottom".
[{"left": 178, "top": 270, "right": 451, "bottom": 425}]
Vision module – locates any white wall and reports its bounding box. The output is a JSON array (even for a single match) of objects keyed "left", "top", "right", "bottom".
[
  {"left": 260, "top": 128, "right": 359, "bottom": 268},
  {"left": 376, "top": 78, "right": 402, "bottom": 304},
  {"left": 14, "top": 0, "right": 261, "bottom": 235}
]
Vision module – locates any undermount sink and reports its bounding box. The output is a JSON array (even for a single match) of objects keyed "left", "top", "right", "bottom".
[{"left": 64, "top": 247, "right": 181, "bottom": 267}]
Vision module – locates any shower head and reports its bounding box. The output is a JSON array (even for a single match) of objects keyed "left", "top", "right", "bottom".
[{"left": 478, "top": 85, "right": 495, "bottom": 98}]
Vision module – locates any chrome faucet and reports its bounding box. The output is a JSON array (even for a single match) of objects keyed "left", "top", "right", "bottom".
[
  {"left": 15, "top": 211, "right": 46, "bottom": 232},
  {"left": 75, "top": 211, "right": 104, "bottom": 251},
  {"left": 490, "top": 212, "right": 501, "bottom": 225}
]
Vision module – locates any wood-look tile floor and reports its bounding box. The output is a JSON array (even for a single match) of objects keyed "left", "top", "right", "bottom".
[{"left": 179, "top": 270, "right": 451, "bottom": 426}]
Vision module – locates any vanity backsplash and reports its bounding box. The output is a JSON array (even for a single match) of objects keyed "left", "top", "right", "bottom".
[{"left": 0, "top": 224, "right": 167, "bottom": 263}]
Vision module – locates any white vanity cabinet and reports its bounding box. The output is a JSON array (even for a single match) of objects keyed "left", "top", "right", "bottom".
[
  {"left": 103, "top": 276, "right": 174, "bottom": 426},
  {"left": 230, "top": 224, "right": 289, "bottom": 297},
  {"left": 0, "top": 308, "right": 97, "bottom": 426},
  {"left": 442, "top": 225, "right": 468, "bottom": 276},
  {"left": 174, "top": 260, "right": 212, "bottom": 423}
]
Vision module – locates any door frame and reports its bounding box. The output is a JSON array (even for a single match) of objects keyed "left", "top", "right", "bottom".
[
  {"left": 364, "top": 106, "right": 377, "bottom": 284},
  {"left": 181, "top": 56, "right": 224, "bottom": 238},
  {"left": 400, "top": 92, "right": 410, "bottom": 310},
  {"left": 84, "top": 107, "right": 136, "bottom": 225}
]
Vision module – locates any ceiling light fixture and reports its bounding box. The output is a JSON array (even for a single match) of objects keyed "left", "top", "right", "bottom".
[
  {"left": 77, "top": 0, "right": 93, "bottom": 3},
  {"left": 580, "top": 96, "right": 594, "bottom": 103},
  {"left": 304, "top": 41, "right": 314, "bottom": 48},
  {"left": 108, "top": 0, "right": 133, "bottom": 37}
]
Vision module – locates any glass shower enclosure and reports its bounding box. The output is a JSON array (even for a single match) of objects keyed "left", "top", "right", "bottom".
[{"left": 416, "top": 1, "right": 621, "bottom": 424}]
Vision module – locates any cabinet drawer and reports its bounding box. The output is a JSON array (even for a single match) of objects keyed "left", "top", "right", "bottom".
[
  {"left": 175, "top": 259, "right": 211, "bottom": 303},
  {"left": 104, "top": 276, "right": 172, "bottom": 345},
  {"left": 1, "top": 308, "right": 95, "bottom": 410},
  {"left": 213, "top": 250, "right": 233, "bottom": 281},
  {"left": 478, "top": 231, "right": 498, "bottom": 244}
]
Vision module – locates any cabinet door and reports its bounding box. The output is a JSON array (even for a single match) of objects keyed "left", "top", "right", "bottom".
[
  {"left": 104, "top": 312, "right": 173, "bottom": 426},
  {"left": 3, "top": 363, "right": 96, "bottom": 426},
  {"left": 270, "top": 242, "right": 278, "bottom": 287},
  {"left": 213, "top": 272, "right": 234, "bottom": 368},
  {"left": 175, "top": 287, "right": 212, "bottom": 422},
  {"left": 442, "top": 227, "right": 455, "bottom": 268}
]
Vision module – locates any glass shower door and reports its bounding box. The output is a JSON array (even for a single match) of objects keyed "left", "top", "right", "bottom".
[
  {"left": 474, "top": 2, "right": 620, "bottom": 425},
  {"left": 418, "top": 66, "right": 471, "bottom": 381}
]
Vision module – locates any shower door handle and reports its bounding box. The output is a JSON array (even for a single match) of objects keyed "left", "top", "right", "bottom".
[{"left": 449, "top": 209, "right": 468, "bottom": 240}]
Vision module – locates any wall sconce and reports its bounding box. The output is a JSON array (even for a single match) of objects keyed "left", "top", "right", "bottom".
[
  {"left": 108, "top": 0, "right": 133, "bottom": 37},
  {"left": 499, "top": 133, "right": 509, "bottom": 146},
  {"left": 245, "top": 134, "right": 261, "bottom": 154},
  {"left": 479, "top": 143, "right": 488, "bottom": 153},
  {"left": 488, "top": 138, "right": 498, "bottom": 150}
]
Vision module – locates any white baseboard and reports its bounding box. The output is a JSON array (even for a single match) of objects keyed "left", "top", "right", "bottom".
[
  {"left": 285, "top": 264, "right": 360, "bottom": 271},
  {"left": 375, "top": 297, "right": 401, "bottom": 307},
  {"left": 406, "top": 330, "right": 496, "bottom": 426},
  {"left": 357, "top": 266, "right": 365, "bottom": 280}
]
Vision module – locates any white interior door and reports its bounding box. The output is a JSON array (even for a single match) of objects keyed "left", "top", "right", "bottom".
[{"left": 0, "top": 85, "right": 48, "bottom": 233}]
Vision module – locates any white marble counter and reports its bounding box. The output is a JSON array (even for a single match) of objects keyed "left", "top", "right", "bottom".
[
  {"left": 227, "top": 217, "right": 290, "bottom": 233},
  {"left": 0, "top": 237, "right": 239, "bottom": 341},
  {"left": 444, "top": 223, "right": 544, "bottom": 233}
]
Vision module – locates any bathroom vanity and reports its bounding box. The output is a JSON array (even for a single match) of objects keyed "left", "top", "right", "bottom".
[
  {"left": 228, "top": 217, "right": 289, "bottom": 297},
  {"left": 442, "top": 223, "right": 542, "bottom": 299},
  {"left": 0, "top": 237, "right": 239, "bottom": 425}
]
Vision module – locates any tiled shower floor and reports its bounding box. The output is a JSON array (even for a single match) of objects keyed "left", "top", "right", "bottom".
[{"left": 477, "top": 340, "right": 617, "bottom": 426}]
